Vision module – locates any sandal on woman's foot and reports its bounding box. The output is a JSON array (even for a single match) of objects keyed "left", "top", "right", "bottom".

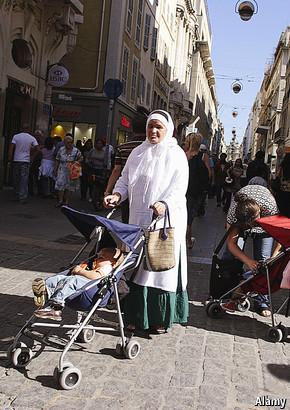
[{"left": 152, "top": 326, "right": 166, "bottom": 334}]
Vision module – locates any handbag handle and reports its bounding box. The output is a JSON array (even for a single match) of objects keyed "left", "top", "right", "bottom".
[{"left": 150, "top": 201, "right": 171, "bottom": 240}]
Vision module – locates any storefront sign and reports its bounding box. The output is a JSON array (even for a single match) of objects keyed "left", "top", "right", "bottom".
[
  {"left": 120, "top": 115, "right": 131, "bottom": 129},
  {"left": 8, "top": 79, "right": 33, "bottom": 96},
  {"left": 58, "top": 93, "right": 72, "bottom": 101},
  {"left": 47, "top": 65, "right": 69, "bottom": 87},
  {"left": 52, "top": 105, "right": 81, "bottom": 119}
]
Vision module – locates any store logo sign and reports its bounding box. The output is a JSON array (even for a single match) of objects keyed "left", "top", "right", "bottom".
[{"left": 47, "top": 65, "right": 69, "bottom": 87}]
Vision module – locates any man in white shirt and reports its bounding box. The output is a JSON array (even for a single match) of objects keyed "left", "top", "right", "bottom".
[{"left": 8, "top": 124, "right": 39, "bottom": 203}]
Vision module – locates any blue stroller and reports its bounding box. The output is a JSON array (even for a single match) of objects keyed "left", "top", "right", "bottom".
[{"left": 7, "top": 206, "right": 154, "bottom": 390}]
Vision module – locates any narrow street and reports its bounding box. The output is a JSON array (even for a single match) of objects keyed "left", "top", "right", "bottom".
[{"left": 0, "top": 190, "right": 290, "bottom": 409}]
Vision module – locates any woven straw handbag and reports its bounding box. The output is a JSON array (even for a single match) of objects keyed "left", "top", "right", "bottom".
[{"left": 144, "top": 202, "right": 175, "bottom": 272}]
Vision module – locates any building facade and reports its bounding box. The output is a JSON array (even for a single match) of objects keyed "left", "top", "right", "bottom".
[
  {"left": 0, "top": 0, "right": 83, "bottom": 186},
  {"left": 245, "top": 27, "right": 290, "bottom": 175}
]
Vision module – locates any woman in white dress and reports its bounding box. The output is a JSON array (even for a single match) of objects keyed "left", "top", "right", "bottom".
[{"left": 104, "top": 110, "right": 189, "bottom": 333}]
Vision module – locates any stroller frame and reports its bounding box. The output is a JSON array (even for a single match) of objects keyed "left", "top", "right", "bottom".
[
  {"left": 7, "top": 208, "right": 158, "bottom": 390},
  {"left": 207, "top": 216, "right": 290, "bottom": 343}
]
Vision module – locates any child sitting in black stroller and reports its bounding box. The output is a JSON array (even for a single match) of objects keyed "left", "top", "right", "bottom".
[{"left": 32, "top": 247, "right": 124, "bottom": 321}]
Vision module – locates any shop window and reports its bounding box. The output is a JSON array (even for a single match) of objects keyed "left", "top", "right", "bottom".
[
  {"left": 74, "top": 123, "right": 96, "bottom": 144},
  {"left": 51, "top": 122, "right": 73, "bottom": 139}
]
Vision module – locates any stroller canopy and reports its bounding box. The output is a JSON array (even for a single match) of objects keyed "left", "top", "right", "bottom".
[
  {"left": 61, "top": 206, "right": 143, "bottom": 251},
  {"left": 257, "top": 215, "right": 290, "bottom": 248}
]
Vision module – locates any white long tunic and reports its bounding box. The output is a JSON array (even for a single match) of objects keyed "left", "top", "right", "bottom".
[{"left": 114, "top": 143, "right": 189, "bottom": 292}]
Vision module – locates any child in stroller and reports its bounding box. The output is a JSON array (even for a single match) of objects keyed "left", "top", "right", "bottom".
[{"left": 32, "top": 247, "right": 124, "bottom": 321}]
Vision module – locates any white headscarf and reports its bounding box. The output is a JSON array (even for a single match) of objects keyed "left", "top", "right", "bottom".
[{"left": 129, "top": 110, "right": 177, "bottom": 204}]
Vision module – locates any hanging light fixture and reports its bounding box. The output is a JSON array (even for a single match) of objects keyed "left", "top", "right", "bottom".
[
  {"left": 232, "top": 81, "right": 243, "bottom": 94},
  {"left": 235, "top": 1, "right": 258, "bottom": 21},
  {"left": 232, "top": 110, "right": 238, "bottom": 118}
]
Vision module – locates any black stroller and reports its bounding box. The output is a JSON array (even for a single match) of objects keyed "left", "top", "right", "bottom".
[{"left": 6, "top": 206, "right": 157, "bottom": 390}]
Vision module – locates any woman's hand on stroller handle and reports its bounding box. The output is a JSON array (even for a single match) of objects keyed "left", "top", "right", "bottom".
[{"left": 103, "top": 193, "right": 121, "bottom": 208}]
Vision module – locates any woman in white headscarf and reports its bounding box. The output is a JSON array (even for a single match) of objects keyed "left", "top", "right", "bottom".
[{"left": 104, "top": 110, "right": 189, "bottom": 333}]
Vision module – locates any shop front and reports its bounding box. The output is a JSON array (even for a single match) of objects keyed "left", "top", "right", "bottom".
[{"left": 51, "top": 91, "right": 109, "bottom": 145}]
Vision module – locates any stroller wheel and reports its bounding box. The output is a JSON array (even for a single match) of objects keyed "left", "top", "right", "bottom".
[
  {"left": 124, "top": 340, "right": 140, "bottom": 360},
  {"left": 76, "top": 327, "right": 95, "bottom": 343},
  {"left": 11, "top": 347, "right": 33, "bottom": 368},
  {"left": 7, "top": 342, "right": 27, "bottom": 363},
  {"left": 206, "top": 301, "right": 224, "bottom": 319},
  {"left": 267, "top": 327, "right": 283, "bottom": 343},
  {"left": 59, "top": 366, "right": 82, "bottom": 390},
  {"left": 277, "top": 324, "right": 288, "bottom": 341},
  {"left": 53, "top": 362, "right": 74, "bottom": 380},
  {"left": 236, "top": 298, "right": 251, "bottom": 313}
]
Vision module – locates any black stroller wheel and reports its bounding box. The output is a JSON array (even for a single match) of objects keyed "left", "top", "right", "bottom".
[
  {"left": 236, "top": 298, "right": 251, "bottom": 313},
  {"left": 267, "top": 327, "right": 283, "bottom": 343},
  {"left": 76, "top": 327, "right": 95, "bottom": 343},
  {"left": 11, "top": 347, "right": 33, "bottom": 368},
  {"left": 276, "top": 324, "right": 288, "bottom": 341},
  {"left": 59, "top": 366, "right": 82, "bottom": 390},
  {"left": 206, "top": 301, "right": 224, "bottom": 319}
]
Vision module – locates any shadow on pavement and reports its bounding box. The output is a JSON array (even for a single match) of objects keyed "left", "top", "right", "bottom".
[{"left": 266, "top": 364, "right": 290, "bottom": 382}]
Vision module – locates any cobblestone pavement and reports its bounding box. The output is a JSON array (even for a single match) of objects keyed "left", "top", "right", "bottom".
[{"left": 1, "top": 189, "right": 290, "bottom": 409}]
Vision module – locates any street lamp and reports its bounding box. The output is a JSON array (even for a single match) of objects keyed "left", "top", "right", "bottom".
[
  {"left": 235, "top": 1, "right": 258, "bottom": 21},
  {"left": 232, "top": 81, "right": 243, "bottom": 94}
]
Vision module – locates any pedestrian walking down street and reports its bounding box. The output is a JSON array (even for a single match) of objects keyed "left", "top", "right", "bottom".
[
  {"left": 8, "top": 124, "right": 39, "bottom": 204},
  {"left": 246, "top": 150, "right": 270, "bottom": 183},
  {"left": 86, "top": 139, "right": 106, "bottom": 210},
  {"left": 214, "top": 152, "right": 229, "bottom": 208},
  {"left": 104, "top": 135, "right": 145, "bottom": 223},
  {"left": 38, "top": 137, "right": 55, "bottom": 197},
  {"left": 276, "top": 151, "right": 290, "bottom": 217},
  {"left": 223, "top": 158, "right": 244, "bottom": 213},
  {"left": 54, "top": 135, "right": 82, "bottom": 207},
  {"left": 225, "top": 179, "right": 279, "bottom": 316},
  {"left": 80, "top": 139, "right": 93, "bottom": 201},
  {"left": 185, "top": 133, "right": 210, "bottom": 248},
  {"left": 104, "top": 109, "right": 189, "bottom": 334}
]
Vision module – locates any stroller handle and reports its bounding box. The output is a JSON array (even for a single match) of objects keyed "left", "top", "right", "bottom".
[
  {"left": 148, "top": 214, "right": 164, "bottom": 230},
  {"left": 106, "top": 207, "right": 117, "bottom": 219}
]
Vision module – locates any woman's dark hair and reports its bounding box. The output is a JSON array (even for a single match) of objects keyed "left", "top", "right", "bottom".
[
  {"left": 281, "top": 154, "right": 290, "bottom": 180},
  {"left": 44, "top": 137, "right": 54, "bottom": 150},
  {"left": 234, "top": 192, "right": 260, "bottom": 227}
]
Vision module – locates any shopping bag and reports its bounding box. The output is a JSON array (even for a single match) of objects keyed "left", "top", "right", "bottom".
[
  {"left": 144, "top": 202, "right": 175, "bottom": 272},
  {"left": 67, "top": 161, "right": 82, "bottom": 180}
]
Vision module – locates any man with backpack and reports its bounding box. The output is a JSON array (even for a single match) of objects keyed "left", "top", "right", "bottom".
[{"left": 185, "top": 133, "right": 209, "bottom": 248}]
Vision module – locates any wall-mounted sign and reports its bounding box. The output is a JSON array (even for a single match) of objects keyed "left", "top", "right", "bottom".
[
  {"left": 120, "top": 115, "right": 131, "bottom": 129},
  {"left": 52, "top": 105, "right": 81, "bottom": 119},
  {"left": 47, "top": 65, "right": 69, "bottom": 87}
]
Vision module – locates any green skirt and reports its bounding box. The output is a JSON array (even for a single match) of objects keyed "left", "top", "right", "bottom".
[{"left": 123, "top": 264, "right": 188, "bottom": 330}]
